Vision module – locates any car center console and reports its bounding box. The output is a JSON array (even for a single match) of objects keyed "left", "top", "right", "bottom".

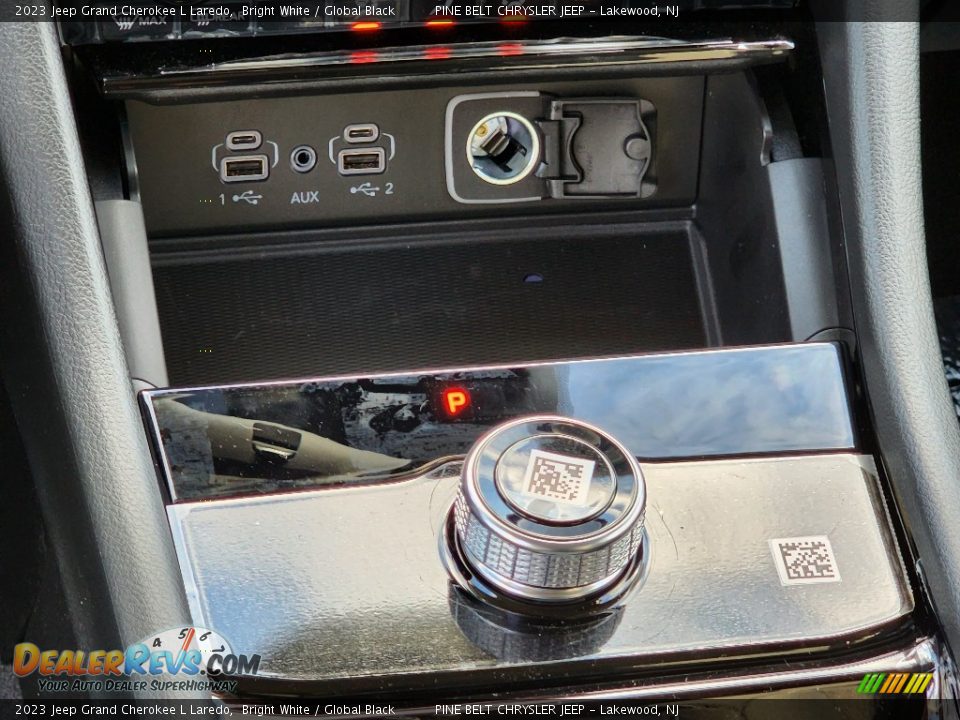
[
  {"left": 107, "top": 50, "right": 837, "bottom": 387},
  {"left": 30, "top": 2, "right": 950, "bottom": 711},
  {"left": 146, "top": 345, "right": 920, "bottom": 700}
]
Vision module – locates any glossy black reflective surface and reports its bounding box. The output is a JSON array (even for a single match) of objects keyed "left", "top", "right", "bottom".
[{"left": 144, "top": 343, "right": 855, "bottom": 501}]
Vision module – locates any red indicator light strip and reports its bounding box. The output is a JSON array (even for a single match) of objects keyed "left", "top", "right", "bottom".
[
  {"left": 424, "top": 46, "right": 453, "bottom": 60},
  {"left": 349, "top": 50, "right": 380, "bottom": 64},
  {"left": 352, "top": 21, "right": 382, "bottom": 31}
]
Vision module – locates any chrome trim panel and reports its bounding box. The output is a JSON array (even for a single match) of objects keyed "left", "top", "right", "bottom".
[
  {"left": 103, "top": 37, "right": 793, "bottom": 96},
  {"left": 164, "top": 37, "right": 795, "bottom": 76},
  {"left": 221, "top": 638, "right": 941, "bottom": 706},
  {"left": 571, "top": 637, "right": 940, "bottom": 700},
  {"left": 168, "top": 453, "right": 911, "bottom": 683}
]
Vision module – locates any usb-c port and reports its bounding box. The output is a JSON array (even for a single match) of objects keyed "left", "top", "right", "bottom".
[
  {"left": 220, "top": 155, "right": 269, "bottom": 183},
  {"left": 338, "top": 148, "right": 386, "bottom": 176},
  {"left": 226, "top": 130, "right": 263, "bottom": 152},
  {"left": 344, "top": 123, "right": 380, "bottom": 144}
]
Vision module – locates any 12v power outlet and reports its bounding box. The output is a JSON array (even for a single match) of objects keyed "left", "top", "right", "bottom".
[{"left": 466, "top": 112, "right": 541, "bottom": 186}]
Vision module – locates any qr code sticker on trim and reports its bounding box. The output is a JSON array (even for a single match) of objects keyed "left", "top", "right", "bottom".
[
  {"left": 520, "top": 449, "right": 595, "bottom": 507},
  {"left": 769, "top": 535, "right": 841, "bottom": 585}
]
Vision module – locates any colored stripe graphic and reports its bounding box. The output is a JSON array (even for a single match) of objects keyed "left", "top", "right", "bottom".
[
  {"left": 904, "top": 674, "right": 920, "bottom": 694},
  {"left": 857, "top": 674, "right": 877, "bottom": 693},
  {"left": 879, "top": 674, "right": 896, "bottom": 693},
  {"left": 893, "top": 674, "right": 909, "bottom": 693},
  {"left": 857, "top": 672, "right": 933, "bottom": 695}
]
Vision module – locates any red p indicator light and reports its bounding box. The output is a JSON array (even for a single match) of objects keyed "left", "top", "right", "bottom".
[{"left": 442, "top": 388, "right": 471, "bottom": 417}]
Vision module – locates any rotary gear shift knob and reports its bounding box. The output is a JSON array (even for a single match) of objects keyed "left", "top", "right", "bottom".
[{"left": 452, "top": 416, "right": 646, "bottom": 603}]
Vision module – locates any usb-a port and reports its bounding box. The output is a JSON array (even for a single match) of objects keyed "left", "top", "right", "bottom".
[
  {"left": 337, "top": 147, "right": 386, "bottom": 176},
  {"left": 220, "top": 155, "right": 269, "bottom": 183}
]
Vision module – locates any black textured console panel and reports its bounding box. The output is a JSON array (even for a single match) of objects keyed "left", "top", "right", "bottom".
[{"left": 153, "top": 227, "right": 708, "bottom": 385}]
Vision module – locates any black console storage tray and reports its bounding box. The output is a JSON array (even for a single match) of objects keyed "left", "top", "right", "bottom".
[{"left": 153, "top": 221, "right": 711, "bottom": 385}]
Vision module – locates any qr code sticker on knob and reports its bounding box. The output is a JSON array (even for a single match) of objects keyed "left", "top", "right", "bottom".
[
  {"left": 521, "top": 450, "right": 595, "bottom": 507},
  {"left": 769, "top": 536, "right": 841, "bottom": 585}
]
